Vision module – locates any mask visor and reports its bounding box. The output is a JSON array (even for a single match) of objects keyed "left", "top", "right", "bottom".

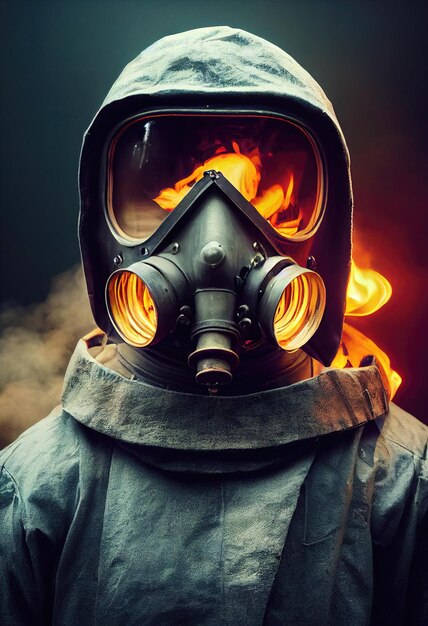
[{"left": 106, "top": 113, "right": 325, "bottom": 244}]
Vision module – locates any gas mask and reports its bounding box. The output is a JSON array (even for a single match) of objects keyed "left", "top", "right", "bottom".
[
  {"left": 79, "top": 28, "right": 353, "bottom": 394},
  {"left": 103, "top": 112, "right": 326, "bottom": 391}
]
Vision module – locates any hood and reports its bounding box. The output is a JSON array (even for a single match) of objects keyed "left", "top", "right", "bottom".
[{"left": 79, "top": 26, "right": 353, "bottom": 365}]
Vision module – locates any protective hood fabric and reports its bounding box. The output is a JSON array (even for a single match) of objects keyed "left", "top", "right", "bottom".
[
  {"left": 79, "top": 26, "right": 353, "bottom": 364},
  {"left": 63, "top": 339, "right": 387, "bottom": 454},
  {"left": 1, "top": 341, "right": 427, "bottom": 624}
]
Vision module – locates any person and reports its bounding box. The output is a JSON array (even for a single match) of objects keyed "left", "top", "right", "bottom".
[{"left": 0, "top": 26, "right": 426, "bottom": 626}]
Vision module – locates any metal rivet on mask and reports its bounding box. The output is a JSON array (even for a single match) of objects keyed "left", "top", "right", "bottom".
[
  {"left": 203, "top": 169, "right": 220, "bottom": 180},
  {"left": 171, "top": 243, "right": 180, "bottom": 254},
  {"left": 140, "top": 247, "right": 149, "bottom": 256},
  {"left": 306, "top": 255, "right": 317, "bottom": 270},
  {"left": 250, "top": 242, "right": 266, "bottom": 268},
  {"left": 176, "top": 305, "right": 192, "bottom": 327},
  {"left": 200, "top": 241, "right": 225, "bottom": 268},
  {"left": 239, "top": 317, "right": 252, "bottom": 333},
  {"left": 236, "top": 304, "right": 250, "bottom": 320},
  {"left": 113, "top": 254, "right": 123, "bottom": 266}
]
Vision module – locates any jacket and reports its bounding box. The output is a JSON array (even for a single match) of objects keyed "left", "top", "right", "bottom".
[{"left": 1, "top": 339, "right": 427, "bottom": 625}]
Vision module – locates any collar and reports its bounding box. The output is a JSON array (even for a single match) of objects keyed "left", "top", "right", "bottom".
[{"left": 62, "top": 340, "right": 389, "bottom": 451}]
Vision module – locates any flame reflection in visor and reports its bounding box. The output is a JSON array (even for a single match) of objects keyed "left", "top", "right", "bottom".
[
  {"left": 107, "top": 272, "right": 158, "bottom": 347},
  {"left": 106, "top": 113, "right": 325, "bottom": 243}
]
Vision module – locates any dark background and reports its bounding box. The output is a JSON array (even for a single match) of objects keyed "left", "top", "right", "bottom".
[{"left": 0, "top": 0, "right": 427, "bottom": 432}]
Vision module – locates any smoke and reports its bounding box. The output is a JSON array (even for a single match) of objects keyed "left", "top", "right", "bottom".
[{"left": 0, "top": 266, "right": 94, "bottom": 449}]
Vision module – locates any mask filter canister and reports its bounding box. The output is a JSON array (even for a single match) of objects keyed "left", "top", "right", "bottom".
[
  {"left": 243, "top": 256, "right": 326, "bottom": 353},
  {"left": 106, "top": 257, "right": 188, "bottom": 348}
]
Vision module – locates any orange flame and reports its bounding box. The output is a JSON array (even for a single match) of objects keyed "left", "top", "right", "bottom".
[
  {"left": 154, "top": 142, "right": 302, "bottom": 237},
  {"left": 333, "top": 323, "right": 402, "bottom": 400},
  {"left": 333, "top": 258, "right": 402, "bottom": 399},
  {"left": 345, "top": 259, "right": 392, "bottom": 316}
]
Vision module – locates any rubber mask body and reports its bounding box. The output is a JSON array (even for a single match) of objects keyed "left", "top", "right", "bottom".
[{"left": 106, "top": 173, "right": 326, "bottom": 391}]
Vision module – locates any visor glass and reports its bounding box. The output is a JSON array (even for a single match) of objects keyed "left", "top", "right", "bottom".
[{"left": 107, "top": 114, "right": 324, "bottom": 243}]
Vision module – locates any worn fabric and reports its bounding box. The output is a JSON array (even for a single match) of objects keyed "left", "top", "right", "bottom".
[
  {"left": 64, "top": 340, "right": 388, "bottom": 450},
  {"left": 1, "top": 342, "right": 427, "bottom": 625}
]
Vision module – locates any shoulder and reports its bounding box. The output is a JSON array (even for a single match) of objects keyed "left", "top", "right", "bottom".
[
  {"left": 1, "top": 408, "right": 82, "bottom": 486},
  {"left": 380, "top": 402, "right": 427, "bottom": 459},
  {"left": 0, "top": 408, "right": 112, "bottom": 534},
  {"left": 374, "top": 402, "right": 427, "bottom": 487},
  {"left": 371, "top": 402, "right": 428, "bottom": 543}
]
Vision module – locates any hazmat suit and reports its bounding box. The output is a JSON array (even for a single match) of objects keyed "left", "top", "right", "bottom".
[{"left": 0, "top": 26, "right": 427, "bottom": 626}]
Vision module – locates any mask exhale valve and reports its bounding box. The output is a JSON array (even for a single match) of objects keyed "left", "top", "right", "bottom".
[{"left": 188, "top": 289, "right": 240, "bottom": 390}]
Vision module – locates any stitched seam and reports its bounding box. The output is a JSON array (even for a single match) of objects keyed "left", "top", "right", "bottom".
[
  {"left": 381, "top": 434, "right": 427, "bottom": 461},
  {"left": 353, "top": 371, "right": 377, "bottom": 422},
  {"left": 1, "top": 465, "right": 31, "bottom": 537},
  {"left": 329, "top": 370, "right": 359, "bottom": 425},
  {"left": 219, "top": 480, "right": 227, "bottom": 624},
  {"left": 364, "top": 388, "right": 375, "bottom": 419},
  {"left": 93, "top": 444, "right": 115, "bottom": 626}
]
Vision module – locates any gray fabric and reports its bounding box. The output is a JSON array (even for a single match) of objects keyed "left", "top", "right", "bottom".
[
  {"left": 101, "top": 27, "right": 339, "bottom": 126},
  {"left": 62, "top": 340, "right": 388, "bottom": 450},
  {"left": 0, "top": 409, "right": 316, "bottom": 625},
  {"left": 265, "top": 414, "right": 428, "bottom": 625},
  {"left": 0, "top": 360, "right": 427, "bottom": 624}
]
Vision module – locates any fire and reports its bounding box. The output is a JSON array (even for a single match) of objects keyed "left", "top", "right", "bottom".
[
  {"left": 333, "top": 323, "right": 402, "bottom": 400},
  {"left": 154, "top": 142, "right": 302, "bottom": 237},
  {"left": 345, "top": 260, "right": 392, "bottom": 316},
  {"left": 333, "top": 258, "right": 402, "bottom": 400},
  {"left": 154, "top": 141, "right": 402, "bottom": 400}
]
